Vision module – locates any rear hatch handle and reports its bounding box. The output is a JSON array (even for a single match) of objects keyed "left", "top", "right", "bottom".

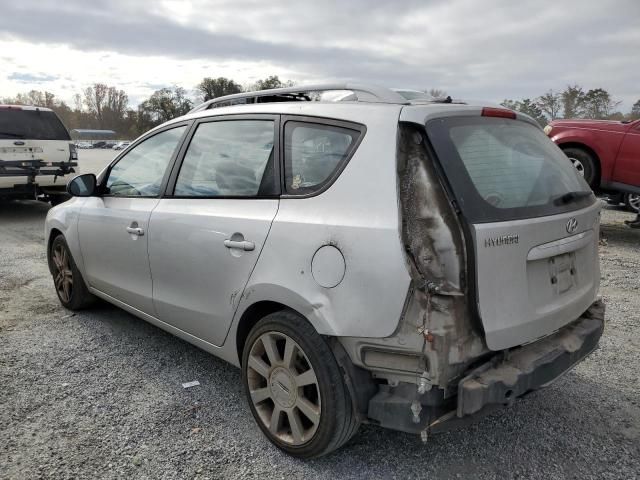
[{"left": 527, "top": 230, "right": 593, "bottom": 261}]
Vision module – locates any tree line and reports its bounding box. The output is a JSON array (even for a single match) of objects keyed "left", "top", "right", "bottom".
[
  {"left": 3, "top": 77, "right": 639, "bottom": 138},
  {"left": 1, "top": 75, "right": 294, "bottom": 139},
  {"left": 501, "top": 85, "right": 640, "bottom": 126}
]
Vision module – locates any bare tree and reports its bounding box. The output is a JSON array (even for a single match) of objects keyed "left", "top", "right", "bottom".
[
  {"left": 426, "top": 88, "right": 448, "bottom": 98},
  {"left": 561, "top": 85, "right": 585, "bottom": 119},
  {"left": 83, "top": 83, "right": 108, "bottom": 127},
  {"left": 101, "top": 87, "right": 128, "bottom": 129},
  {"left": 582, "top": 88, "right": 621, "bottom": 119},
  {"left": 73, "top": 93, "right": 83, "bottom": 112},
  {"left": 536, "top": 90, "right": 562, "bottom": 120}
]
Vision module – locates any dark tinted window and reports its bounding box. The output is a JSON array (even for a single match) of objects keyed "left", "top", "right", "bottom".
[
  {"left": 0, "top": 109, "right": 70, "bottom": 140},
  {"left": 426, "top": 117, "right": 594, "bottom": 222},
  {"left": 284, "top": 121, "right": 360, "bottom": 194},
  {"left": 106, "top": 126, "right": 186, "bottom": 197},
  {"left": 174, "top": 120, "right": 275, "bottom": 197}
]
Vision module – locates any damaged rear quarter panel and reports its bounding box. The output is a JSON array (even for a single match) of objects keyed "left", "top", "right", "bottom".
[
  {"left": 338, "top": 121, "right": 489, "bottom": 392},
  {"left": 387, "top": 123, "right": 487, "bottom": 389}
]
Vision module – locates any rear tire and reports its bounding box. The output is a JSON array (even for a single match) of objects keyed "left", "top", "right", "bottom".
[
  {"left": 562, "top": 147, "right": 598, "bottom": 187},
  {"left": 49, "top": 235, "right": 95, "bottom": 310},
  {"left": 241, "top": 310, "right": 359, "bottom": 458}
]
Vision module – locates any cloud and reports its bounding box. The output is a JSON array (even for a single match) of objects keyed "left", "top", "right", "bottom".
[
  {"left": 7, "top": 72, "right": 59, "bottom": 83},
  {"left": 0, "top": 0, "right": 638, "bottom": 109}
]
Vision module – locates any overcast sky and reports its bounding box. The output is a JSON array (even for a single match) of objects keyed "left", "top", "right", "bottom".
[{"left": 1, "top": 0, "right": 638, "bottom": 110}]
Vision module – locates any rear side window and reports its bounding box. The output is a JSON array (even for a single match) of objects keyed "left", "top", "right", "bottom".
[
  {"left": 0, "top": 109, "right": 70, "bottom": 140},
  {"left": 426, "top": 117, "right": 593, "bottom": 222},
  {"left": 174, "top": 120, "right": 275, "bottom": 197},
  {"left": 284, "top": 121, "right": 361, "bottom": 195}
]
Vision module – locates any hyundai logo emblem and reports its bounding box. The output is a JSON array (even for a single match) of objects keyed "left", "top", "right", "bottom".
[{"left": 566, "top": 217, "right": 578, "bottom": 234}]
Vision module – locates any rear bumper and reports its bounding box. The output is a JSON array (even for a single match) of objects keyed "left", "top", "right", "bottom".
[
  {"left": 364, "top": 300, "right": 605, "bottom": 435},
  {"left": 456, "top": 299, "right": 605, "bottom": 417}
]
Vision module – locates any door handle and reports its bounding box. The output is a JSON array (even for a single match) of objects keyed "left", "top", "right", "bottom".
[
  {"left": 224, "top": 239, "right": 255, "bottom": 251},
  {"left": 126, "top": 226, "right": 145, "bottom": 236}
]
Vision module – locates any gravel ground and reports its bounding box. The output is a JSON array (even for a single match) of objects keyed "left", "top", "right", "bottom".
[{"left": 0, "top": 200, "right": 638, "bottom": 479}]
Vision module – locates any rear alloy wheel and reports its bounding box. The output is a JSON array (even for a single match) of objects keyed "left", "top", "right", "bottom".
[
  {"left": 562, "top": 147, "right": 597, "bottom": 187},
  {"left": 49, "top": 235, "right": 95, "bottom": 310},
  {"left": 242, "top": 311, "right": 359, "bottom": 458},
  {"left": 625, "top": 193, "right": 640, "bottom": 213},
  {"left": 247, "top": 332, "right": 321, "bottom": 445}
]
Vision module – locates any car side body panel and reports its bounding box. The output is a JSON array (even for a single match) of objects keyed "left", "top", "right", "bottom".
[
  {"left": 231, "top": 105, "right": 412, "bottom": 340},
  {"left": 548, "top": 119, "right": 640, "bottom": 187},
  {"left": 45, "top": 197, "right": 87, "bottom": 272},
  {"left": 614, "top": 121, "right": 640, "bottom": 187}
]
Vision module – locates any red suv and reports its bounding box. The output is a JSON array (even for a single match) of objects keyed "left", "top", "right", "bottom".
[{"left": 545, "top": 119, "right": 640, "bottom": 208}]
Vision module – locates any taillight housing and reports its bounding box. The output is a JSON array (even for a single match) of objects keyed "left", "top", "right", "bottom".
[
  {"left": 69, "top": 143, "right": 78, "bottom": 161},
  {"left": 481, "top": 107, "right": 517, "bottom": 119}
]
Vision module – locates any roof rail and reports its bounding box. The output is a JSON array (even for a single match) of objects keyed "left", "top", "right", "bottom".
[{"left": 189, "top": 83, "right": 409, "bottom": 113}]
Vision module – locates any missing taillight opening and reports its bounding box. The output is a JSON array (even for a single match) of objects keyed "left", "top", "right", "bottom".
[{"left": 481, "top": 107, "right": 517, "bottom": 119}]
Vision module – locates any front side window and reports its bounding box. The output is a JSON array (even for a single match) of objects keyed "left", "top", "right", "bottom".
[
  {"left": 284, "top": 121, "right": 360, "bottom": 194},
  {"left": 105, "top": 126, "right": 187, "bottom": 197},
  {"left": 174, "top": 120, "right": 275, "bottom": 197}
]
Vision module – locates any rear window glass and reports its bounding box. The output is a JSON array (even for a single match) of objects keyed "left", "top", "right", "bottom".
[
  {"left": 284, "top": 121, "right": 361, "bottom": 195},
  {"left": 0, "top": 109, "right": 70, "bottom": 140},
  {"left": 426, "top": 117, "right": 594, "bottom": 223}
]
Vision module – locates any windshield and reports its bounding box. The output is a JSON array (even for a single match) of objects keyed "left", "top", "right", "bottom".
[
  {"left": 0, "top": 109, "right": 71, "bottom": 140},
  {"left": 425, "top": 116, "right": 594, "bottom": 223}
]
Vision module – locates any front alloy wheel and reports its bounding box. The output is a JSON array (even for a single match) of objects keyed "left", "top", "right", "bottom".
[
  {"left": 625, "top": 193, "right": 640, "bottom": 213},
  {"left": 562, "top": 147, "right": 597, "bottom": 187},
  {"left": 569, "top": 156, "right": 586, "bottom": 177},
  {"left": 49, "top": 235, "right": 95, "bottom": 310},
  {"left": 51, "top": 242, "right": 73, "bottom": 303}
]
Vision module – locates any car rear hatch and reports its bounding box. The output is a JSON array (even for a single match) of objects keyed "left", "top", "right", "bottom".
[
  {"left": 422, "top": 108, "right": 600, "bottom": 350},
  {"left": 0, "top": 106, "right": 72, "bottom": 165}
]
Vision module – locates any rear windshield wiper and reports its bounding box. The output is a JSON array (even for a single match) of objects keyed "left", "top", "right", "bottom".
[
  {"left": 553, "top": 190, "right": 593, "bottom": 206},
  {"left": 0, "top": 132, "right": 25, "bottom": 138}
]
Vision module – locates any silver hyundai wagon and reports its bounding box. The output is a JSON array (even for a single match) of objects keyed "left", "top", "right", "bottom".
[{"left": 45, "top": 84, "right": 605, "bottom": 458}]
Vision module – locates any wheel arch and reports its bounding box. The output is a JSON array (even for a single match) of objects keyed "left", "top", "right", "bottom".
[
  {"left": 235, "top": 300, "right": 293, "bottom": 362},
  {"left": 46, "top": 228, "right": 64, "bottom": 273}
]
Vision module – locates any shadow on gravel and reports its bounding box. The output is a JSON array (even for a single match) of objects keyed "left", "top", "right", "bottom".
[
  {"left": 600, "top": 222, "right": 639, "bottom": 247},
  {"left": 0, "top": 199, "right": 50, "bottom": 222}
]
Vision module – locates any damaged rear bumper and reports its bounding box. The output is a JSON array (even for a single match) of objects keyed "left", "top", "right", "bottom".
[
  {"left": 365, "top": 300, "right": 605, "bottom": 435},
  {"left": 456, "top": 300, "right": 605, "bottom": 418}
]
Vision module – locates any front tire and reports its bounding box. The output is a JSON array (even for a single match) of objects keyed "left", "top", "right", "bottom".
[
  {"left": 562, "top": 147, "right": 598, "bottom": 187},
  {"left": 49, "top": 235, "right": 95, "bottom": 310},
  {"left": 625, "top": 193, "right": 640, "bottom": 213},
  {"left": 242, "top": 310, "right": 359, "bottom": 458}
]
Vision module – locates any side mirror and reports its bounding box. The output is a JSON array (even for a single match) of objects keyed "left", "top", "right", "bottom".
[{"left": 67, "top": 173, "right": 97, "bottom": 197}]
